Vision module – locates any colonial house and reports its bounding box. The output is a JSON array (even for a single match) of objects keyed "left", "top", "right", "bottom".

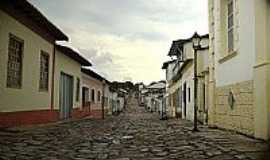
[
  {"left": 162, "top": 60, "right": 177, "bottom": 118},
  {"left": 109, "top": 86, "right": 118, "bottom": 115},
  {"left": 163, "top": 34, "right": 209, "bottom": 122},
  {"left": 137, "top": 82, "right": 145, "bottom": 106},
  {"left": 81, "top": 68, "right": 110, "bottom": 119},
  {"left": 0, "top": 0, "right": 71, "bottom": 127},
  {"left": 145, "top": 81, "right": 166, "bottom": 113},
  {"left": 54, "top": 45, "right": 92, "bottom": 120},
  {"left": 117, "top": 89, "right": 128, "bottom": 112},
  {"left": 208, "top": 0, "right": 270, "bottom": 140}
]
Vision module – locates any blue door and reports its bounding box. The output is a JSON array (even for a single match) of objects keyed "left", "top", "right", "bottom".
[{"left": 59, "top": 73, "right": 73, "bottom": 120}]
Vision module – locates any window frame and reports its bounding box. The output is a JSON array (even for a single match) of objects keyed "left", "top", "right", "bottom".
[
  {"left": 97, "top": 90, "right": 101, "bottom": 102},
  {"left": 91, "top": 89, "right": 95, "bottom": 102},
  {"left": 39, "top": 51, "right": 50, "bottom": 91},
  {"left": 227, "top": 0, "right": 234, "bottom": 53},
  {"left": 76, "top": 78, "right": 80, "bottom": 101},
  {"left": 6, "top": 33, "right": 24, "bottom": 89},
  {"left": 188, "top": 87, "right": 191, "bottom": 103}
]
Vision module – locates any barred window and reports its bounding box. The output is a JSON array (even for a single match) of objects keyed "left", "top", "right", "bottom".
[
  {"left": 7, "top": 34, "right": 23, "bottom": 88},
  {"left": 76, "top": 78, "right": 80, "bottom": 101},
  {"left": 228, "top": 0, "right": 234, "bottom": 52},
  {"left": 39, "top": 51, "right": 49, "bottom": 91}
]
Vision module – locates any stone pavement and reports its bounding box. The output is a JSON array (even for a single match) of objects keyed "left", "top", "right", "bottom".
[{"left": 0, "top": 96, "right": 269, "bottom": 160}]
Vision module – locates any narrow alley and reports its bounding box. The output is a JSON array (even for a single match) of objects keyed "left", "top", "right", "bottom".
[{"left": 0, "top": 95, "right": 269, "bottom": 160}]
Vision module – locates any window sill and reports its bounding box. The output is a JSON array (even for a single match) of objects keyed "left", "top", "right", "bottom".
[{"left": 218, "top": 50, "right": 237, "bottom": 64}]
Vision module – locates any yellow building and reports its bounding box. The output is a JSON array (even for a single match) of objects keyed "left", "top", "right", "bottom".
[
  {"left": 208, "top": 0, "right": 270, "bottom": 140},
  {"left": 0, "top": 0, "right": 92, "bottom": 127}
]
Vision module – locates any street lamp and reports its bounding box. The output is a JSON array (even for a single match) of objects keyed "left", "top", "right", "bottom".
[{"left": 192, "top": 32, "right": 201, "bottom": 132}]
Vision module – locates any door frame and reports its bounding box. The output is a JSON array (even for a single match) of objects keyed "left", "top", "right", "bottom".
[
  {"left": 59, "top": 72, "right": 74, "bottom": 120},
  {"left": 183, "top": 82, "right": 187, "bottom": 118}
]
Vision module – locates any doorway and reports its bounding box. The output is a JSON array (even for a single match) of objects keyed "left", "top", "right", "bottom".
[
  {"left": 59, "top": 73, "right": 74, "bottom": 120},
  {"left": 183, "top": 82, "right": 187, "bottom": 118},
  {"left": 82, "top": 87, "right": 90, "bottom": 107}
]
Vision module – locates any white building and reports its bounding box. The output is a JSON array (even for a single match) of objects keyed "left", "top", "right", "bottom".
[{"left": 208, "top": 0, "right": 270, "bottom": 140}]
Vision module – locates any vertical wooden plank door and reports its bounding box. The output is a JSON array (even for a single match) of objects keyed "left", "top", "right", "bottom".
[{"left": 59, "top": 73, "right": 73, "bottom": 120}]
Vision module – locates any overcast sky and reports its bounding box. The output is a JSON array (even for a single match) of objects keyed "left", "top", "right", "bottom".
[{"left": 29, "top": 0, "right": 208, "bottom": 84}]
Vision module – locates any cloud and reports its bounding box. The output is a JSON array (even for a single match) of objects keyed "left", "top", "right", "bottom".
[{"left": 29, "top": 0, "right": 208, "bottom": 84}]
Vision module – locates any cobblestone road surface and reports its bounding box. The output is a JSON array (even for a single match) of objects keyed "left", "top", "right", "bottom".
[{"left": 0, "top": 95, "right": 269, "bottom": 160}]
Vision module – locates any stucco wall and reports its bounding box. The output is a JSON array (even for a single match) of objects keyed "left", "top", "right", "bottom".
[
  {"left": 214, "top": 80, "right": 254, "bottom": 136},
  {"left": 183, "top": 42, "right": 194, "bottom": 60},
  {"left": 214, "top": 0, "right": 255, "bottom": 86},
  {"left": 181, "top": 63, "right": 194, "bottom": 121},
  {"left": 53, "top": 49, "right": 82, "bottom": 110},
  {"left": 0, "top": 10, "right": 53, "bottom": 112},
  {"left": 253, "top": 0, "right": 270, "bottom": 140},
  {"left": 166, "top": 62, "right": 176, "bottom": 82},
  {"left": 167, "top": 78, "right": 182, "bottom": 117},
  {"left": 82, "top": 73, "right": 103, "bottom": 110}
]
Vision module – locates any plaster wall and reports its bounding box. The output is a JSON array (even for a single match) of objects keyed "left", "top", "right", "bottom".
[
  {"left": 253, "top": 0, "right": 270, "bottom": 140},
  {"left": 181, "top": 63, "right": 195, "bottom": 121},
  {"left": 214, "top": 0, "right": 255, "bottom": 87},
  {"left": 81, "top": 73, "right": 103, "bottom": 110},
  {"left": 0, "top": 10, "right": 54, "bottom": 112},
  {"left": 53, "top": 49, "right": 82, "bottom": 110}
]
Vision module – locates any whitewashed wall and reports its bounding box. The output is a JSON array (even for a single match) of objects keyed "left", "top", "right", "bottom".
[{"left": 214, "top": 0, "right": 255, "bottom": 86}]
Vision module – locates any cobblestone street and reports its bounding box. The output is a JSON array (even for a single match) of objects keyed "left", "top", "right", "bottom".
[{"left": 0, "top": 96, "right": 269, "bottom": 160}]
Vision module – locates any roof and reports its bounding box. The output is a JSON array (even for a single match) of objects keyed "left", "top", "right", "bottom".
[
  {"left": 141, "top": 89, "right": 149, "bottom": 94},
  {"left": 148, "top": 82, "right": 166, "bottom": 89},
  {"left": 162, "top": 60, "right": 177, "bottom": 69},
  {"left": 119, "top": 89, "right": 128, "bottom": 94},
  {"left": 168, "top": 33, "right": 209, "bottom": 57},
  {"left": 168, "top": 39, "right": 189, "bottom": 56},
  {"left": 0, "top": 0, "right": 68, "bottom": 41},
  {"left": 81, "top": 68, "right": 110, "bottom": 84},
  {"left": 56, "top": 45, "right": 92, "bottom": 66}
]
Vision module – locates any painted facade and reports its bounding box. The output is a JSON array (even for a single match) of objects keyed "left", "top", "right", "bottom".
[
  {"left": 144, "top": 81, "right": 166, "bottom": 113},
  {"left": 162, "top": 60, "right": 177, "bottom": 117},
  {"left": 208, "top": 0, "right": 270, "bottom": 139},
  {"left": 0, "top": 0, "right": 69, "bottom": 127},
  {"left": 54, "top": 45, "right": 92, "bottom": 120},
  {"left": 81, "top": 69, "right": 106, "bottom": 119},
  {"left": 163, "top": 34, "right": 209, "bottom": 122}
]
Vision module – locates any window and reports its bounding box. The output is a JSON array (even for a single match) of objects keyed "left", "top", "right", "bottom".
[
  {"left": 76, "top": 78, "right": 80, "bottom": 101},
  {"left": 7, "top": 34, "right": 24, "bottom": 88},
  {"left": 227, "top": 0, "right": 234, "bottom": 52},
  {"left": 98, "top": 91, "right": 101, "bottom": 102},
  {"left": 188, "top": 87, "right": 191, "bottom": 102},
  {"left": 91, "top": 89, "right": 95, "bottom": 102},
  {"left": 39, "top": 51, "right": 49, "bottom": 91}
]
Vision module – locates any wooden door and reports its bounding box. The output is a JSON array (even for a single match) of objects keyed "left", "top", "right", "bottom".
[{"left": 59, "top": 73, "right": 73, "bottom": 120}]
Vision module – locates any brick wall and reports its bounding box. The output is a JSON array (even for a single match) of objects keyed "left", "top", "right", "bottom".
[{"left": 214, "top": 80, "right": 254, "bottom": 136}]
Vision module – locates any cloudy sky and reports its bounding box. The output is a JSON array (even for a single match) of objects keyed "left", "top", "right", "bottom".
[{"left": 29, "top": 0, "right": 208, "bottom": 84}]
